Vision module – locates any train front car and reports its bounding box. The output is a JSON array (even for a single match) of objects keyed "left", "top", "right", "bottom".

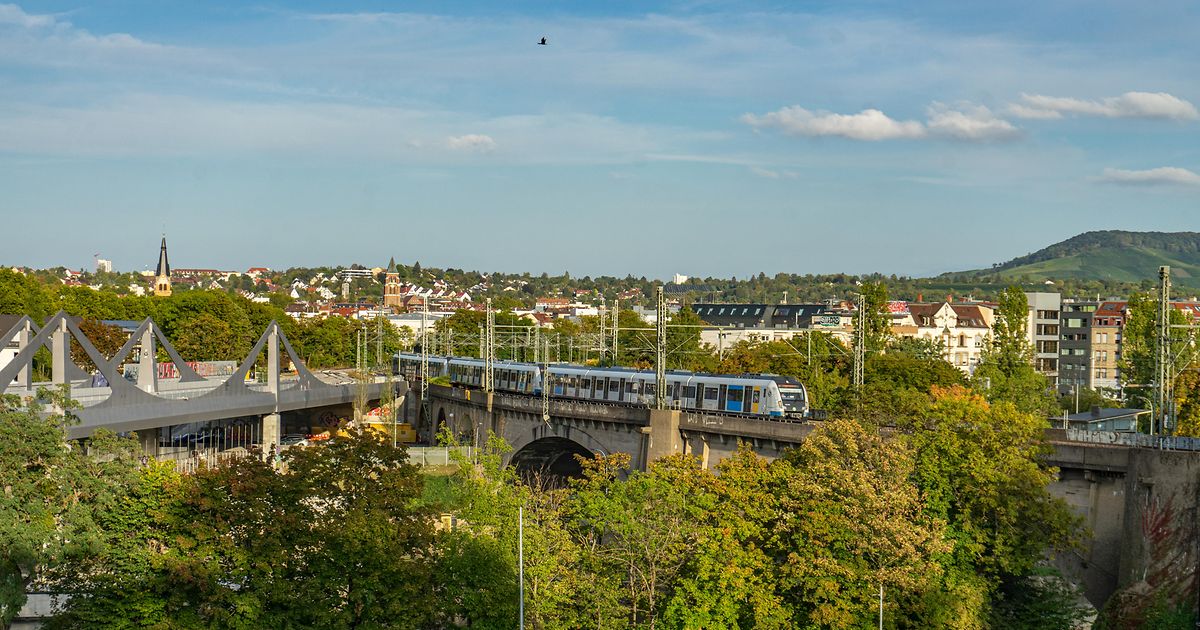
[
  {"left": 394, "top": 352, "right": 448, "bottom": 380},
  {"left": 770, "top": 376, "right": 809, "bottom": 418}
]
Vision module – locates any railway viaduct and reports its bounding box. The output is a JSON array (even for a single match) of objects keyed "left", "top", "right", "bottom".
[{"left": 413, "top": 384, "right": 1199, "bottom": 611}]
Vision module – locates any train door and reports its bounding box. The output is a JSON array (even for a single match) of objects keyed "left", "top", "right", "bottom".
[
  {"left": 727, "top": 385, "right": 744, "bottom": 413},
  {"left": 693, "top": 383, "right": 703, "bottom": 409},
  {"left": 717, "top": 384, "right": 727, "bottom": 410},
  {"left": 750, "top": 387, "right": 761, "bottom": 414},
  {"left": 702, "top": 385, "right": 718, "bottom": 410}
]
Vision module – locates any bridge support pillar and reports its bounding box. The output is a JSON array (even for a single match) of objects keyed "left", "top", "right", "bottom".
[
  {"left": 696, "top": 436, "right": 711, "bottom": 470},
  {"left": 14, "top": 320, "right": 31, "bottom": 389},
  {"left": 263, "top": 413, "right": 281, "bottom": 453},
  {"left": 645, "top": 409, "right": 682, "bottom": 467},
  {"left": 137, "top": 327, "right": 158, "bottom": 393},
  {"left": 51, "top": 318, "right": 69, "bottom": 385},
  {"left": 137, "top": 428, "right": 159, "bottom": 457}
]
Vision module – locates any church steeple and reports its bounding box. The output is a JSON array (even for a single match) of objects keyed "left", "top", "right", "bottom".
[
  {"left": 154, "top": 236, "right": 172, "bottom": 297},
  {"left": 383, "top": 258, "right": 401, "bottom": 308}
]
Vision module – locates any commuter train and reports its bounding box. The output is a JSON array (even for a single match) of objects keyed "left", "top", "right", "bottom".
[{"left": 395, "top": 353, "right": 809, "bottom": 418}]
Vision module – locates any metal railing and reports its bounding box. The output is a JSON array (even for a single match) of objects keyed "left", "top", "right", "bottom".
[{"left": 407, "top": 446, "right": 474, "bottom": 467}]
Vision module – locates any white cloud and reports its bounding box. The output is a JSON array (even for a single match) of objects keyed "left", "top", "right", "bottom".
[
  {"left": 0, "top": 4, "right": 57, "bottom": 28},
  {"left": 1005, "top": 103, "right": 1063, "bottom": 120},
  {"left": 0, "top": 95, "right": 694, "bottom": 165},
  {"left": 1099, "top": 167, "right": 1200, "bottom": 187},
  {"left": 926, "top": 102, "right": 1020, "bottom": 141},
  {"left": 446, "top": 134, "right": 497, "bottom": 152},
  {"left": 749, "top": 166, "right": 799, "bottom": 179},
  {"left": 742, "top": 106, "right": 925, "bottom": 141},
  {"left": 744, "top": 102, "right": 1021, "bottom": 142},
  {"left": 1014, "top": 92, "right": 1199, "bottom": 120}
]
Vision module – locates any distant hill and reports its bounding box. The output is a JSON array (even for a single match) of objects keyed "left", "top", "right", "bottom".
[{"left": 960, "top": 230, "right": 1200, "bottom": 287}]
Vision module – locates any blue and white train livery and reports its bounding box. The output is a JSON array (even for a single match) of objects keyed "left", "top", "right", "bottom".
[{"left": 394, "top": 353, "right": 809, "bottom": 419}]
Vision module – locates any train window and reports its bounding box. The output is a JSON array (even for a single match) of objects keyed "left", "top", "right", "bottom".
[
  {"left": 753, "top": 389, "right": 761, "bottom": 403},
  {"left": 728, "top": 388, "right": 743, "bottom": 403},
  {"left": 625, "top": 381, "right": 635, "bottom": 394},
  {"left": 609, "top": 380, "right": 619, "bottom": 392},
  {"left": 684, "top": 385, "right": 695, "bottom": 399},
  {"left": 705, "top": 387, "right": 718, "bottom": 400}
]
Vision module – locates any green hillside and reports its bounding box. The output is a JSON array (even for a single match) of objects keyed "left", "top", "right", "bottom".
[{"left": 960, "top": 231, "right": 1200, "bottom": 287}]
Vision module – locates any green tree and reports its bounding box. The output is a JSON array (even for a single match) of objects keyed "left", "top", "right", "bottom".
[
  {"left": 173, "top": 312, "right": 241, "bottom": 361},
  {"left": 665, "top": 305, "right": 717, "bottom": 372},
  {"left": 662, "top": 445, "right": 790, "bottom": 629},
  {"left": 859, "top": 280, "right": 892, "bottom": 353},
  {"left": 44, "top": 461, "right": 182, "bottom": 629},
  {"left": 904, "top": 387, "right": 1080, "bottom": 600},
  {"left": 567, "top": 453, "right": 706, "bottom": 628},
  {"left": 972, "top": 286, "right": 1055, "bottom": 415},
  {"left": 774, "top": 419, "right": 950, "bottom": 628},
  {"left": 0, "top": 388, "right": 141, "bottom": 629},
  {"left": 50, "top": 431, "right": 440, "bottom": 629},
  {"left": 69, "top": 319, "right": 128, "bottom": 374},
  {"left": 861, "top": 351, "right": 966, "bottom": 423},
  {"left": 1120, "top": 291, "right": 1199, "bottom": 434}
]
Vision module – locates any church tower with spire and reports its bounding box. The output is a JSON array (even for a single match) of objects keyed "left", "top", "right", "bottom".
[
  {"left": 154, "top": 236, "right": 172, "bottom": 297},
  {"left": 383, "top": 258, "right": 401, "bottom": 309}
]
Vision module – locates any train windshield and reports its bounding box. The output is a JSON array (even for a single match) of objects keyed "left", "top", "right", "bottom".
[{"left": 778, "top": 388, "right": 806, "bottom": 411}]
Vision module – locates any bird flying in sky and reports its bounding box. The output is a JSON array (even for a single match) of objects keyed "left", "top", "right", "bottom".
[{"left": 538, "top": 36, "right": 547, "bottom": 45}]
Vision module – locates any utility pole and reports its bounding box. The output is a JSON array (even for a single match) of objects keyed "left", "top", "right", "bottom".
[
  {"left": 655, "top": 286, "right": 667, "bottom": 409},
  {"left": 1155, "top": 265, "right": 1171, "bottom": 435},
  {"left": 420, "top": 299, "right": 430, "bottom": 431},
  {"left": 541, "top": 363, "right": 551, "bottom": 424},
  {"left": 375, "top": 309, "right": 384, "bottom": 368},
  {"left": 599, "top": 305, "right": 608, "bottom": 365},
  {"left": 612, "top": 297, "right": 620, "bottom": 366},
  {"left": 485, "top": 298, "right": 495, "bottom": 393},
  {"left": 518, "top": 505, "right": 525, "bottom": 630},
  {"left": 853, "top": 293, "right": 865, "bottom": 397}
]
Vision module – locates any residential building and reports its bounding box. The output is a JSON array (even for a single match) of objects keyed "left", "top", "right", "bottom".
[
  {"left": 690, "top": 303, "right": 828, "bottom": 329},
  {"left": 689, "top": 303, "right": 853, "bottom": 350},
  {"left": 1090, "top": 301, "right": 1125, "bottom": 393},
  {"left": 1062, "top": 406, "right": 1145, "bottom": 432},
  {"left": 535, "top": 297, "right": 570, "bottom": 312},
  {"left": 1058, "top": 300, "right": 1098, "bottom": 394},
  {"left": 893, "top": 302, "right": 993, "bottom": 374},
  {"left": 95, "top": 258, "right": 113, "bottom": 273},
  {"left": 1, "top": 314, "right": 24, "bottom": 384},
  {"left": 1026, "top": 292, "right": 1060, "bottom": 385},
  {"left": 338, "top": 268, "right": 375, "bottom": 281}
]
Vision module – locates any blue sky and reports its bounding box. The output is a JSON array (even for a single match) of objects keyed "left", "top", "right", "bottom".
[{"left": 1, "top": 1, "right": 1197, "bottom": 278}]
